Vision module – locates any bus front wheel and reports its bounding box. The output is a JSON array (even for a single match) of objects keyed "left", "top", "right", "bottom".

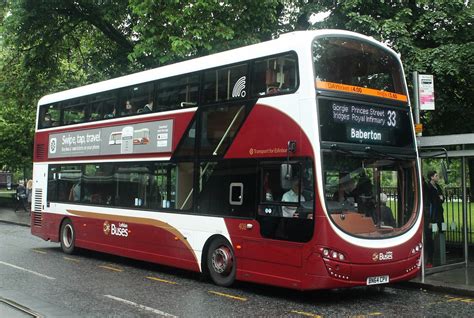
[
  {"left": 207, "top": 237, "right": 236, "bottom": 287},
  {"left": 60, "top": 219, "right": 76, "bottom": 254}
]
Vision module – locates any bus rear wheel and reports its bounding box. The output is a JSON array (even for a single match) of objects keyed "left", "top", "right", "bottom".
[
  {"left": 60, "top": 219, "right": 76, "bottom": 254},
  {"left": 207, "top": 237, "right": 236, "bottom": 287}
]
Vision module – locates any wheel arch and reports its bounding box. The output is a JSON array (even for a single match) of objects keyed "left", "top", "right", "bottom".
[{"left": 58, "top": 216, "right": 72, "bottom": 239}]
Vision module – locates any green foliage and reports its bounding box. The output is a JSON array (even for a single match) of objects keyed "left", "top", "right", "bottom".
[
  {"left": 0, "top": 104, "right": 35, "bottom": 171},
  {"left": 128, "top": 0, "right": 281, "bottom": 65}
]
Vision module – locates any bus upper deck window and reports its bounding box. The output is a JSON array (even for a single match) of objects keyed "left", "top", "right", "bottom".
[
  {"left": 39, "top": 104, "right": 60, "bottom": 129},
  {"left": 251, "top": 53, "right": 298, "bottom": 97}
]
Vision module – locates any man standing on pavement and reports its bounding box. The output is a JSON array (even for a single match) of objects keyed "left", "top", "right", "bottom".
[{"left": 14, "top": 181, "right": 29, "bottom": 213}]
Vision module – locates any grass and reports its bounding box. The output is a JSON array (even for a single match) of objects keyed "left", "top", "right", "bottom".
[
  {"left": 0, "top": 190, "right": 15, "bottom": 196},
  {"left": 385, "top": 199, "right": 474, "bottom": 244},
  {"left": 442, "top": 201, "right": 474, "bottom": 244}
]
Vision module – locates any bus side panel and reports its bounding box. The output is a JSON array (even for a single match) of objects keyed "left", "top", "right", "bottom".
[
  {"left": 31, "top": 211, "right": 63, "bottom": 242},
  {"left": 33, "top": 110, "right": 195, "bottom": 163},
  {"left": 225, "top": 218, "right": 311, "bottom": 290},
  {"left": 225, "top": 104, "right": 314, "bottom": 159},
  {"left": 70, "top": 214, "right": 201, "bottom": 272}
]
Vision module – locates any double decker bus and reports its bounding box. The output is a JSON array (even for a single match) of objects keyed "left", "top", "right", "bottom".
[{"left": 32, "top": 30, "right": 422, "bottom": 290}]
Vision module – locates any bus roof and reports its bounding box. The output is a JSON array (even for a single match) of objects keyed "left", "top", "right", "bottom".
[{"left": 37, "top": 29, "right": 396, "bottom": 106}]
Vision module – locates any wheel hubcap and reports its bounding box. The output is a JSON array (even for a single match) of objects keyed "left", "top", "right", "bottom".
[
  {"left": 211, "top": 246, "right": 233, "bottom": 274},
  {"left": 63, "top": 224, "right": 73, "bottom": 248}
]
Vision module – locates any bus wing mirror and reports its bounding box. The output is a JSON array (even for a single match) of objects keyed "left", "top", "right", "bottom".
[
  {"left": 280, "top": 164, "right": 293, "bottom": 190},
  {"left": 441, "top": 161, "right": 449, "bottom": 184}
]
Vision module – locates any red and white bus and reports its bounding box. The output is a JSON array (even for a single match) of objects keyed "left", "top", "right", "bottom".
[{"left": 32, "top": 30, "right": 422, "bottom": 290}]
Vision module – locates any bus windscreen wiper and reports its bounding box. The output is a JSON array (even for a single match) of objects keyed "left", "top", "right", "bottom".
[
  {"left": 330, "top": 144, "right": 354, "bottom": 155},
  {"left": 364, "top": 146, "right": 408, "bottom": 160}
]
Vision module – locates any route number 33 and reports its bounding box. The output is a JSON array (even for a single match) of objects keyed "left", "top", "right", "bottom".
[{"left": 387, "top": 110, "right": 397, "bottom": 127}]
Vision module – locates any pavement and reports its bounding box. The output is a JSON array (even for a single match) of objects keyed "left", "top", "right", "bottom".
[{"left": 1, "top": 205, "right": 473, "bottom": 297}]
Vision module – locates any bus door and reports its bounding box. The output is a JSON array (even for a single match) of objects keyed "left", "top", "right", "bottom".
[{"left": 238, "top": 162, "right": 314, "bottom": 281}]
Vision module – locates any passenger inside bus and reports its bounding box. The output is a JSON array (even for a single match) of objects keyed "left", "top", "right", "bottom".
[
  {"left": 104, "top": 107, "right": 116, "bottom": 119},
  {"left": 332, "top": 175, "right": 356, "bottom": 203},
  {"left": 68, "top": 181, "right": 81, "bottom": 202},
  {"left": 121, "top": 100, "right": 134, "bottom": 116},
  {"left": 42, "top": 113, "right": 52, "bottom": 128},
  {"left": 138, "top": 100, "right": 153, "bottom": 113},
  {"left": 378, "top": 192, "right": 396, "bottom": 227},
  {"left": 263, "top": 172, "right": 273, "bottom": 201},
  {"left": 326, "top": 174, "right": 358, "bottom": 213},
  {"left": 281, "top": 178, "right": 305, "bottom": 217},
  {"left": 352, "top": 172, "right": 375, "bottom": 217}
]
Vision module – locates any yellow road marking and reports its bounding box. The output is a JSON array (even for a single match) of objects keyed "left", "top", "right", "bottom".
[
  {"left": 208, "top": 290, "right": 247, "bottom": 302},
  {"left": 350, "top": 313, "right": 384, "bottom": 318},
  {"left": 446, "top": 297, "right": 464, "bottom": 302},
  {"left": 445, "top": 296, "right": 473, "bottom": 303},
  {"left": 291, "top": 310, "right": 322, "bottom": 317},
  {"left": 146, "top": 276, "right": 178, "bottom": 285},
  {"left": 32, "top": 249, "right": 47, "bottom": 254},
  {"left": 99, "top": 265, "right": 123, "bottom": 272},
  {"left": 63, "top": 256, "right": 80, "bottom": 263}
]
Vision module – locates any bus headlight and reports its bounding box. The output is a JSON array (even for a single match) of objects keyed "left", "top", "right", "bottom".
[
  {"left": 411, "top": 242, "right": 422, "bottom": 255},
  {"left": 320, "top": 247, "right": 346, "bottom": 262}
]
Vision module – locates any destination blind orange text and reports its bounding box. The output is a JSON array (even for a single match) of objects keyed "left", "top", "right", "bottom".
[{"left": 316, "top": 80, "right": 408, "bottom": 102}]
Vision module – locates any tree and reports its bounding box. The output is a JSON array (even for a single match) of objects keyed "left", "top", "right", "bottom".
[
  {"left": 0, "top": 0, "right": 286, "bottom": 175},
  {"left": 128, "top": 0, "right": 282, "bottom": 66}
]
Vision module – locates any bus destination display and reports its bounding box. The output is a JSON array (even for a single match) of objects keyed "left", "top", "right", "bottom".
[
  {"left": 332, "top": 101, "right": 399, "bottom": 128},
  {"left": 319, "top": 98, "right": 413, "bottom": 147}
]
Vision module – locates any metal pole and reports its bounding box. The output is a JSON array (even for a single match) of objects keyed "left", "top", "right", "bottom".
[
  {"left": 462, "top": 154, "right": 469, "bottom": 266},
  {"left": 415, "top": 73, "right": 424, "bottom": 282},
  {"left": 413, "top": 71, "right": 421, "bottom": 137},
  {"left": 420, "top": 155, "right": 425, "bottom": 283}
]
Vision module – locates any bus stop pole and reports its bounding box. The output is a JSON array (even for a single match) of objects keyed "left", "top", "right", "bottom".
[
  {"left": 413, "top": 71, "right": 421, "bottom": 137},
  {"left": 413, "top": 71, "right": 425, "bottom": 282},
  {"left": 462, "top": 155, "right": 469, "bottom": 266}
]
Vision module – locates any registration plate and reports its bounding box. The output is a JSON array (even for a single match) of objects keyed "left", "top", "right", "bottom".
[{"left": 366, "top": 275, "right": 389, "bottom": 285}]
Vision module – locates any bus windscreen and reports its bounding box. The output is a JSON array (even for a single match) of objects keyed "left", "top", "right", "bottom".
[{"left": 313, "top": 36, "right": 406, "bottom": 101}]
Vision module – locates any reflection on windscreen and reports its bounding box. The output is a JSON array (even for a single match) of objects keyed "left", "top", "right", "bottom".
[
  {"left": 313, "top": 37, "right": 405, "bottom": 95},
  {"left": 323, "top": 152, "right": 418, "bottom": 238}
]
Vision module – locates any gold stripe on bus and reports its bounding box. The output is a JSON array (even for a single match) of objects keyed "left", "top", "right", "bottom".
[
  {"left": 315, "top": 80, "right": 408, "bottom": 102},
  {"left": 67, "top": 209, "right": 198, "bottom": 267}
]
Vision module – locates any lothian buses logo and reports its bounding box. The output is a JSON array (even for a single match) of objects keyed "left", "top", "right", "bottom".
[
  {"left": 103, "top": 221, "right": 129, "bottom": 237},
  {"left": 372, "top": 251, "right": 393, "bottom": 262},
  {"left": 103, "top": 221, "right": 111, "bottom": 235},
  {"left": 49, "top": 137, "right": 57, "bottom": 154}
]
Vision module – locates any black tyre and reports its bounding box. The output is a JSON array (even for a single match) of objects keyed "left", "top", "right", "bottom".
[
  {"left": 206, "top": 237, "right": 236, "bottom": 287},
  {"left": 60, "top": 219, "right": 76, "bottom": 254}
]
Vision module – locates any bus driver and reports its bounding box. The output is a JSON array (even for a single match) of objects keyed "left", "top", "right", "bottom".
[{"left": 282, "top": 178, "right": 305, "bottom": 218}]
